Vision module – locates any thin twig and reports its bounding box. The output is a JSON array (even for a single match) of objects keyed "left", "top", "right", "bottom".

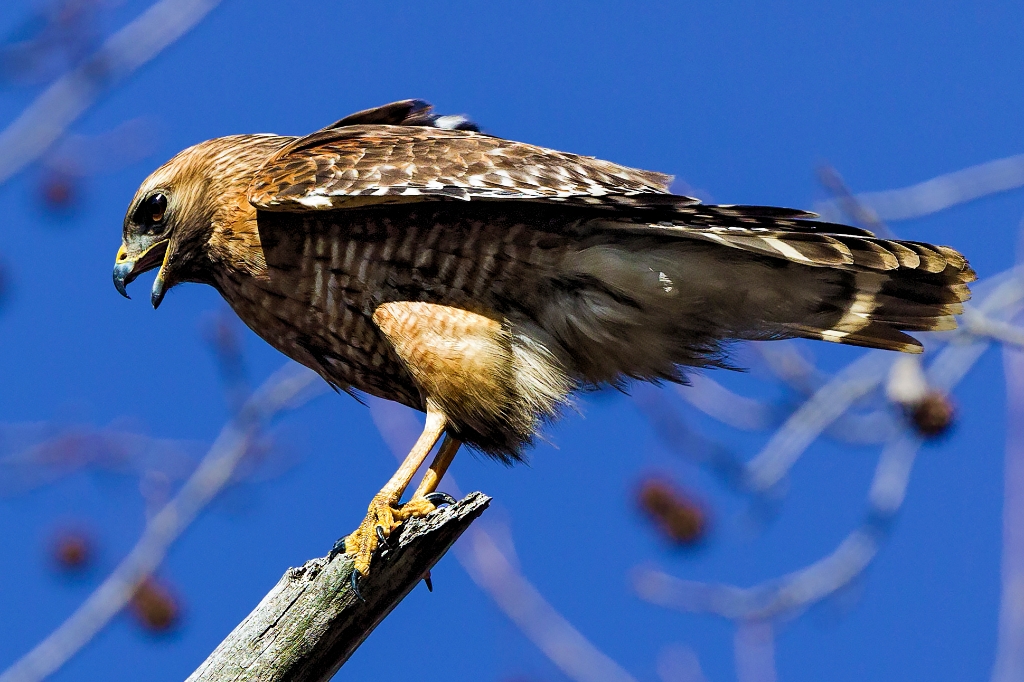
[
  {"left": 816, "top": 165, "right": 897, "bottom": 238},
  {"left": 734, "top": 622, "right": 777, "bottom": 682},
  {"left": 633, "top": 385, "right": 747, "bottom": 488},
  {"left": 459, "top": 526, "right": 639, "bottom": 682},
  {"left": 634, "top": 433, "right": 920, "bottom": 622},
  {"left": 742, "top": 352, "right": 892, "bottom": 493},
  {"left": 962, "top": 307, "right": 1024, "bottom": 350},
  {"left": 674, "top": 373, "right": 896, "bottom": 445},
  {"left": 0, "top": 364, "right": 325, "bottom": 682},
  {"left": 814, "top": 153, "right": 1024, "bottom": 222},
  {"left": 992, "top": 340, "right": 1024, "bottom": 681},
  {"left": 753, "top": 343, "right": 827, "bottom": 396},
  {"left": 676, "top": 375, "right": 779, "bottom": 432},
  {"left": 0, "top": 0, "right": 222, "bottom": 187}
]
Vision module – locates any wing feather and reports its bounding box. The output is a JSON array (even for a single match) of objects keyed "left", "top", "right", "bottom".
[
  {"left": 248, "top": 122, "right": 679, "bottom": 211},
  {"left": 324, "top": 99, "right": 480, "bottom": 132}
]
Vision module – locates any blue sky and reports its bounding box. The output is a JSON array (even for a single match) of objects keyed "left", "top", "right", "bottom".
[{"left": 0, "top": 1, "right": 1021, "bottom": 680}]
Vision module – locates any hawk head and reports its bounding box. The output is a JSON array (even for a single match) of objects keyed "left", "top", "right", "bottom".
[{"left": 113, "top": 136, "right": 280, "bottom": 307}]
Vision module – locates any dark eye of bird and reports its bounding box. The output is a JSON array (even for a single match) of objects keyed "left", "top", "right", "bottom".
[
  {"left": 133, "top": 192, "right": 168, "bottom": 235},
  {"left": 147, "top": 193, "right": 167, "bottom": 224}
]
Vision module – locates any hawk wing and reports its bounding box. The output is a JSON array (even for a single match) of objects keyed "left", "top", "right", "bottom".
[
  {"left": 247, "top": 102, "right": 685, "bottom": 211},
  {"left": 246, "top": 100, "right": 974, "bottom": 355},
  {"left": 246, "top": 101, "right": 888, "bottom": 263}
]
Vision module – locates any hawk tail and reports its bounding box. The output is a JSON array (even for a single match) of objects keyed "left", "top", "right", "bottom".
[
  {"left": 782, "top": 246, "right": 974, "bottom": 353},
  {"left": 538, "top": 219, "right": 975, "bottom": 386}
]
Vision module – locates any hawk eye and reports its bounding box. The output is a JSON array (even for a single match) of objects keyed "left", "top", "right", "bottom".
[
  {"left": 147, "top": 193, "right": 167, "bottom": 224},
  {"left": 133, "top": 192, "right": 168, "bottom": 235}
]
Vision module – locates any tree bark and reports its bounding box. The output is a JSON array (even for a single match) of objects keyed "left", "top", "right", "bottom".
[{"left": 186, "top": 492, "right": 490, "bottom": 682}]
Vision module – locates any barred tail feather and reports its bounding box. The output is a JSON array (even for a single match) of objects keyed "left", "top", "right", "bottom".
[{"left": 535, "top": 211, "right": 975, "bottom": 386}]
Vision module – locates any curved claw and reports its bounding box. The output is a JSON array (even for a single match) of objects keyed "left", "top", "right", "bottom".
[
  {"left": 375, "top": 525, "right": 389, "bottom": 550},
  {"left": 425, "top": 491, "right": 457, "bottom": 508},
  {"left": 328, "top": 536, "right": 348, "bottom": 561},
  {"left": 350, "top": 568, "right": 365, "bottom": 603}
]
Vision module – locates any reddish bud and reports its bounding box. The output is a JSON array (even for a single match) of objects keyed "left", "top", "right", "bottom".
[
  {"left": 637, "top": 477, "right": 707, "bottom": 545},
  {"left": 129, "top": 577, "right": 180, "bottom": 632},
  {"left": 51, "top": 529, "right": 93, "bottom": 572},
  {"left": 907, "top": 390, "right": 955, "bottom": 439},
  {"left": 39, "top": 172, "right": 76, "bottom": 210}
]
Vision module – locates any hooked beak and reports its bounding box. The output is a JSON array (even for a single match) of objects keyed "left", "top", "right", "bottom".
[{"left": 113, "top": 239, "right": 171, "bottom": 308}]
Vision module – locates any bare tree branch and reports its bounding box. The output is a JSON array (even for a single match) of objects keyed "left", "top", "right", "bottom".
[
  {"left": 816, "top": 165, "right": 897, "bottom": 238},
  {"left": 633, "top": 433, "right": 920, "bottom": 622},
  {"left": 677, "top": 375, "right": 780, "bottom": 432},
  {"left": 186, "top": 493, "right": 490, "bottom": 682},
  {"left": 742, "top": 352, "right": 892, "bottom": 493},
  {"left": 734, "top": 622, "right": 776, "bottom": 682},
  {"left": 992, "top": 235, "right": 1024, "bottom": 681},
  {"left": 676, "top": 373, "right": 896, "bottom": 445},
  {"left": 754, "top": 342, "right": 828, "bottom": 396},
  {"left": 656, "top": 644, "right": 709, "bottom": 682},
  {"left": 815, "top": 154, "right": 1024, "bottom": 222},
  {"left": 458, "top": 524, "right": 640, "bottom": 682},
  {"left": 963, "top": 307, "right": 1024, "bottom": 350},
  {"left": 992, "top": 343, "right": 1024, "bottom": 682},
  {"left": 0, "top": 0, "right": 222, "bottom": 187},
  {"left": 0, "top": 363, "right": 326, "bottom": 682}
]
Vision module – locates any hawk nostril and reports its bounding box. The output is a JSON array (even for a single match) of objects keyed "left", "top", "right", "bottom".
[{"left": 118, "top": 253, "right": 128, "bottom": 261}]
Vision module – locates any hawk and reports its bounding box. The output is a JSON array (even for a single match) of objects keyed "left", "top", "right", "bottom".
[{"left": 113, "top": 99, "right": 974, "bottom": 582}]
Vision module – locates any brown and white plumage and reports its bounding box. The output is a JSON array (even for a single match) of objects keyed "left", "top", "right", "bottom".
[
  {"left": 116, "top": 98, "right": 974, "bottom": 456},
  {"left": 113, "top": 99, "right": 974, "bottom": 575}
]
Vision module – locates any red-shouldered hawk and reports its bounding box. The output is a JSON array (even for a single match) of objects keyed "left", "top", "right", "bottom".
[{"left": 113, "top": 99, "right": 974, "bottom": 583}]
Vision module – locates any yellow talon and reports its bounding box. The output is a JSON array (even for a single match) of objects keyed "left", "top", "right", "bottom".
[{"left": 344, "top": 494, "right": 443, "bottom": 576}]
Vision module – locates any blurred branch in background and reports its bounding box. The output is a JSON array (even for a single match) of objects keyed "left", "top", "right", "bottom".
[
  {"left": 633, "top": 386, "right": 746, "bottom": 490},
  {"left": 37, "top": 116, "right": 158, "bottom": 213},
  {"left": 815, "top": 154, "right": 1024, "bottom": 223},
  {"left": 733, "top": 622, "right": 776, "bottom": 682},
  {"left": 656, "top": 643, "right": 709, "bottom": 682},
  {"left": 741, "top": 352, "right": 892, "bottom": 495},
  {"left": 992, "top": 226, "right": 1024, "bottom": 682},
  {"left": 633, "top": 431, "right": 919, "bottom": 622},
  {"left": 993, "top": 341, "right": 1024, "bottom": 681},
  {"left": 0, "top": 3, "right": 305, "bottom": 679},
  {"left": 0, "top": 0, "right": 108, "bottom": 87},
  {"left": 0, "top": 421, "right": 198, "bottom": 496},
  {"left": 754, "top": 342, "right": 828, "bottom": 396},
  {"left": 0, "top": 0, "right": 222, "bottom": 188},
  {"left": 203, "top": 309, "right": 254, "bottom": 416},
  {"left": 816, "top": 165, "right": 895, "bottom": 239},
  {"left": 370, "top": 399, "right": 643, "bottom": 682},
  {"left": 0, "top": 363, "right": 326, "bottom": 682},
  {"left": 460, "top": 525, "right": 639, "bottom": 682}
]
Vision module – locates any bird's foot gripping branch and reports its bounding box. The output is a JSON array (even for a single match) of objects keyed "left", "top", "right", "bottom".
[{"left": 186, "top": 492, "right": 489, "bottom": 682}]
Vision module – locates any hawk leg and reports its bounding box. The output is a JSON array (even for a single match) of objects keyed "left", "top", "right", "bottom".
[
  {"left": 345, "top": 301, "right": 504, "bottom": 579},
  {"left": 413, "top": 435, "right": 461, "bottom": 497},
  {"left": 401, "top": 434, "right": 462, "bottom": 517},
  {"left": 344, "top": 400, "right": 447, "bottom": 577}
]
